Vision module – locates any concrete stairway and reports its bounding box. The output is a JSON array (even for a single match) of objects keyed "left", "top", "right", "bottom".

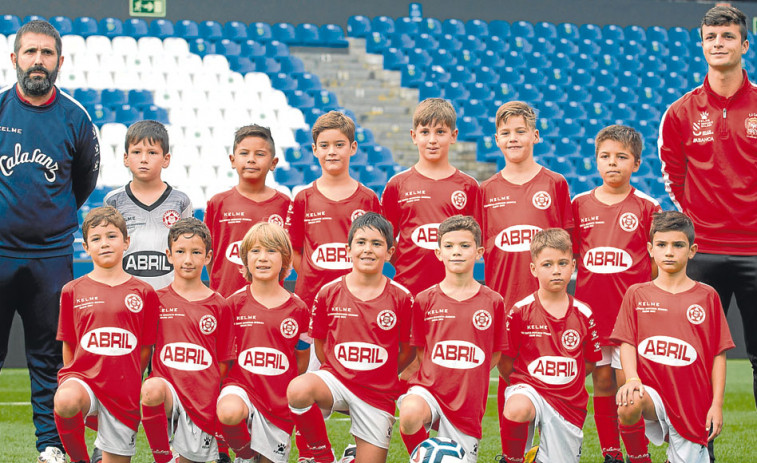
[{"left": 292, "top": 39, "right": 496, "bottom": 182}]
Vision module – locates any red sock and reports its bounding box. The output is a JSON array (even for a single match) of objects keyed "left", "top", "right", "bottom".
[
  {"left": 221, "top": 420, "right": 254, "bottom": 459},
  {"left": 400, "top": 427, "right": 428, "bottom": 455},
  {"left": 54, "top": 412, "right": 90, "bottom": 462},
  {"left": 620, "top": 418, "right": 651, "bottom": 463},
  {"left": 215, "top": 417, "right": 230, "bottom": 456},
  {"left": 290, "top": 405, "right": 332, "bottom": 462},
  {"left": 497, "top": 378, "right": 507, "bottom": 453},
  {"left": 141, "top": 404, "right": 172, "bottom": 463},
  {"left": 295, "top": 428, "right": 313, "bottom": 459},
  {"left": 594, "top": 395, "right": 622, "bottom": 459},
  {"left": 500, "top": 416, "right": 528, "bottom": 463},
  {"left": 84, "top": 414, "right": 98, "bottom": 431}
]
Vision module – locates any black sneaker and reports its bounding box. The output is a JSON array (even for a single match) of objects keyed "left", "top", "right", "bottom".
[
  {"left": 217, "top": 452, "right": 232, "bottom": 463},
  {"left": 90, "top": 447, "right": 102, "bottom": 463},
  {"left": 603, "top": 455, "right": 624, "bottom": 463}
]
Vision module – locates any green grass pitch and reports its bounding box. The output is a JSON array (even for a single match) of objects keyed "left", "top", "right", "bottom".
[{"left": 1, "top": 360, "right": 752, "bottom": 462}]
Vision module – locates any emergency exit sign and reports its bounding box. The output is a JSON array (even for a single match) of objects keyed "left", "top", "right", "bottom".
[{"left": 130, "top": 0, "right": 166, "bottom": 17}]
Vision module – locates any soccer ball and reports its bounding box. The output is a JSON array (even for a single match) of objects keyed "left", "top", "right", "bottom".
[{"left": 410, "top": 437, "right": 466, "bottom": 463}]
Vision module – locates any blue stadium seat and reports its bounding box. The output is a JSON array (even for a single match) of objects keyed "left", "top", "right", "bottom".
[
  {"left": 442, "top": 18, "right": 466, "bottom": 36},
  {"left": 390, "top": 33, "right": 415, "bottom": 50},
  {"left": 665, "top": 72, "right": 687, "bottom": 90},
  {"left": 533, "top": 21, "right": 557, "bottom": 40},
  {"left": 640, "top": 71, "right": 664, "bottom": 89},
  {"left": 585, "top": 102, "right": 608, "bottom": 120},
  {"left": 476, "top": 50, "right": 502, "bottom": 69},
  {"left": 49, "top": 15, "right": 73, "bottom": 35},
  {"left": 537, "top": 100, "right": 563, "bottom": 119},
  {"left": 189, "top": 38, "right": 214, "bottom": 57},
  {"left": 646, "top": 25, "right": 668, "bottom": 43},
  {"left": 74, "top": 88, "right": 100, "bottom": 107},
  {"left": 550, "top": 52, "right": 574, "bottom": 72},
  {"left": 476, "top": 136, "right": 499, "bottom": 162},
  {"left": 551, "top": 156, "right": 577, "bottom": 175},
  {"left": 296, "top": 23, "right": 321, "bottom": 46},
  {"left": 351, "top": 148, "right": 368, "bottom": 167},
  {"left": 489, "top": 20, "right": 511, "bottom": 39},
  {"left": 228, "top": 56, "right": 254, "bottom": 73},
  {"left": 611, "top": 103, "right": 636, "bottom": 122},
  {"left": 372, "top": 16, "right": 396, "bottom": 35},
  {"left": 272, "top": 22, "right": 297, "bottom": 44},
  {"left": 407, "top": 48, "right": 432, "bottom": 68},
  {"left": 492, "top": 82, "right": 519, "bottom": 100},
  {"left": 320, "top": 24, "right": 348, "bottom": 47},
  {"left": 141, "top": 105, "right": 169, "bottom": 124},
  {"left": 646, "top": 40, "right": 669, "bottom": 58},
  {"left": 511, "top": 20, "right": 535, "bottom": 39},
  {"left": 517, "top": 84, "right": 542, "bottom": 104},
  {"left": 507, "top": 35, "right": 533, "bottom": 53},
  {"left": 482, "top": 36, "right": 507, "bottom": 55},
  {"left": 635, "top": 118, "right": 659, "bottom": 142},
  {"left": 457, "top": 116, "right": 483, "bottom": 141},
  {"left": 498, "top": 67, "right": 524, "bottom": 86},
  {"left": 574, "top": 155, "right": 596, "bottom": 176},
  {"left": 599, "top": 39, "right": 621, "bottom": 56},
  {"left": 594, "top": 69, "right": 617, "bottom": 87},
  {"left": 456, "top": 49, "right": 480, "bottom": 68},
  {"left": 474, "top": 65, "right": 499, "bottom": 85},
  {"left": 128, "top": 89, "right": 153, "bottom": 107},
  {"left": 547, "top": 68, "right": 571, "bottom": 88},
  {"left": 465, "top": 19, "right": 488, "bottom": 37},
  {"left": 285, "top": 146, "right": 316, "bottom": 166},
  {"left": 115, "top": 104, "right": 141, "bottom": 126},
  {"left": 0, "top": 14, "right": 21, "bottom": 35},
  {"left": 570, "top": 175, "right": 600, "bottom": 193},
  {"left": 557, "top": 22, "right": 580, "bottom": 41},
  {"left": 216, "top": 39, "right": 241, "bottom": 57},
  {"left": 270, "top": 72, "right": 297, "bottom": 91},
  {"left": 462, "top": 99, "right": 487, "bottom": 119},
  {"left": 618, "top": 54, "right": 643, "bottom": 73},
  {"left": 361, "top": 166, "right": 389, "bottom": 190},
  {"left": 623, "top": 39, "right": 646, "bottom": 57},
  {"left": 689, "top": 55, "right": 707, "bottom": 75},
  {"left": 668, "top": 40, "right": 690, "bottom": 59},
  {"left": 302, "top": 165, "right": 322, "bottom": 184},
  {"left": 554, "top": 138, "right": 580, "bottom": 157},
  {"left": 638, "top": 87, "right": 662, "bottom": 106},
  {"left": 415, "top": 33, "right": 439, "bottom": 51},
  {"left": 419, "top": 81, "right": 444, "bottom": 100},
  {"left": 668, "top": 26, "right": 690, "bottom": 44},
  {"left": 536, "top": 118, "right": 558, "bottom": 138},
  {"left": 503, "top": 49, "right": 526, "bottom": 69},
  {"left": 274, "top": 167, "right": 305, "bottom": 189},
  {"left": 347, "top": 15, "right": 371, "bottom": 38},
  {"left": 294, "top": 128, "right": 311, "bottom": 146},
  {"left": 222, "top": 21, "right": 247, "bottom": 41},
  {"left": 413, "top": 17, "right": 439, "bottom": 37},
  {"left": 531, "top": 37, "right": 555, "bottom": 55},
  {"left": 438, "top": 34, "right": 462, "bottom": 52},
  {"left": 395, "top": 17, "right": 420, "bottom": 36},
  {"left": 577, "top": 38, "right": 601, "bottom": 55},
  {"left": 98, "top": 17, "right": 123, "bottom": 37},
  {"left": 401, "top": 64, "right": 425, "bottom": 87},
  {"left": 354, "top": 126, "right": 375, "bottom": 146},
  {"left": 617, "top": 70, "right": 640, "bottom": 88},
  {"left": 101, "top": 89, "right": 128, "bottom": 108},
  {"left": 266, "top": 40, "right": 290, "bottom": 58},
  {"left": 73, "top": 16, "right": 98, "bottom": 37},
  {"left": 563, "top": 101, "right": 588, "bottom": 119},
  {"left": 554, "top": 38, "right": 578, "bottom": 55},
  {"left": 597, "top": 53, "right": 619, "bottom": 72},
  {"left": 688, "top": 40, "right": 703, "bottom": 57},
  {"left": 570, "top": 68, "right": 594, "bottom": 87},
  {"left": 241, "top": 39, "right": 266, "bottom": 57},
  {"left": 533, "top": 140, "right": 554, "bottom": 157},
  {"left": 303, "top": 108, "right": 324, "bottom": 126},
  {"left": 254, "top": 56, "right": 280, "bottom": 73},
  {"left": 478, "top": 115, "right": 495, "bottom": 136},
  {"left": 558, "top": 118, "right": 585, "bottom": 138},
  {"left": 523, "top": 67, "right": 548, "bottom": 86},
  {"left": 565, "top": 84, "right": 591, "bottom": 103},
  {"left": 590, "top": 85, "right": 615, "bottom": 104},
  {"left": 579, "top": 24, "right": 602, "bottom": 42},
  {"left": 541, "top": 84, "right": 565, "bottom": 103},
  {"left": 382, "top": 47, "right": 407, "bottom": 70},
  {"left": 468, "top": 82, "right": 494, "bottom": 101},
  {"left": 602, "top": 24, "right": 624, "bottom": 41},
  {"left": 573, "top": 53, "right": 598, "bottom": 71},
  {"left": 430, "top": 48, "right": 457, "bottom": 68},
  {"left": 426, "top": 65, "right": 451, "bottom": 84},
  {"left": 23, "top": 15, "right": 45, "bottom": 23},
  {"left": 624, "top": 24, "right": 646, "bottom": 42},
  {"left": 174, "top": 19, "right": 199, "bottom": 40},
  {"left": 124, "top": 18, "right": 149, "bottom": 38},
  {"left": 443, "top": 81, "right": 470, "bottom": 100},
  {"left": 460, "top": 34, "right": 486, "bottom": 53},
  {"left": 149, "top": 19, "right": 174, "bottom": 39},
  {"left": 248, "top": 22, "right": 273, "bottom": 42},
  {"left": 366, "top": 32, "right": 390, "bottom": 54}
]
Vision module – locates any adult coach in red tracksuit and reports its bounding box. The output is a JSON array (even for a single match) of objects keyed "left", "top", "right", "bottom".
[{"left": 659, "top": 5, "right": 756, "bottom": 409}]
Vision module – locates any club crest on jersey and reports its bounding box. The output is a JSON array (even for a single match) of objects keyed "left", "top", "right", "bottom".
[
  {"left": 81, "top": 327, "right": 137, "bottom": 356},
  {"left": 199, "top": 315, "right": 217, "bottom": 334},
  {"left": 238, "top": 347, "right": 289, "bottom": 375},
  {"left": 638, "top": 336, "right": 697, "bottom": 366},
  {"left": 561, "top": 329, "right": 580, "bottom": 350},
  {"left": 583, "top": 247, "right": 632, "bottom": 274},
  {"left": 619, "top": 212, "right": 639, "bottom": 232},
  {"left": 124, "top": 293, "right": 143, "bottom": 313},
  {"left": 311, "top": 242, "right": 352, "bottom": 269},
  {"left": 350, "top": 209, "right": 366, "bottom": 222},
  {"left": 268, "top": 214, "right": 285, "bottom": 227},
  {"left": 472, "top": 310, "right": 492, "bottom": 330},
  {"left": 495, "top": 225, "right": 542, "bottom": 252},
  {"left": 162, "top": 210, "right": 181, "bottom": 227},
  {"left": 431, "top": 341, "right": 485, "bottom": 369},
  {"left": 532, "top": 191, "right": 552, "bottom": 210},
  {"left": 225, "top": 240, "right": 243, "bottom": 265},
  {"left": 745, "top": 115, "right": 757, "bottom": 139},
  {"left": 335, "top": 342, "right": 388, "bottom": 370},
  {"left": 527, "top": 356, "right": 577, "bottom": 385},
  {"left": 411, "top": 223, "right": 440, "bottom": 250},
  {"left": 686, "top": 304, "right": 706, "bottom": 325},
  {"left": 160, "top": 342, "right": 212, "bottom": 371},
  {"left": 451, "top": 190, "right": 467, "bottom": 210},
  {"left": 692, "top": 112, "right": 714, "bottom": 143},
  {"left": 280, "top": 318, "right": 299, "bottom": 338},
  {"left": 377, "top": 310, "right": 397, "bottom": 330}
]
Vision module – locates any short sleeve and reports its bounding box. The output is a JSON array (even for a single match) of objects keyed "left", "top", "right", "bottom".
[
  {"left": 610, "top": 288, "right": 637, "bottom": 346},
  {"left": 556, "top": 175, "right": 575, "bottom": 232},
  {"left": 502, "top": 306, "right": 522, "bottom": 358},
  {"left": 583, "top": 311, "right": 602, "bottom": 363},
  {"left": 57, "top": 284, "right": 75, "bottom": 343},
  {"left": 492, "top": 296, "right": 507, "bottom": 353},
  {"left": 381, "top": 178, "right": 400, "bottom": 236},
  {"left": 309, "top": 290, "right": 327, "bottom": 339},
  {"left": 397, "top": 290, "right": 413, "bottom": 343},
  {"left": 285, "top": 194, "right": 304, "bottom": 250},
  {"left": 216, "top": 298, "right": 235, "bottom": 362},
  {"left": 570, "top": 198, "right": 581, "bottom": 256},
  {"left": 709, "top": 290, "right": 736, "bottom": 356},
  {"left": 140, "top": 288, "right": 160, "bottom": 346},
  {"left": 410, "top": 297, "right": 426, "bottom": 347}
]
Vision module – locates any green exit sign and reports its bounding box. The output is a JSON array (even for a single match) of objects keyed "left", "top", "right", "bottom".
[{"left": 130, "top": 0, "right": 166, "bottom": 17}]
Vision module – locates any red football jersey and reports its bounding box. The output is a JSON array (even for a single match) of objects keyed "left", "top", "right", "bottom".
[
  {"left": 150, "top": 286, "right": 234, "bottom": 435},
  {"left": 382, "top": 167, "right": 481, "bottom": 296},
  {"left": 310, "top": 276, "right": 413, "bottom": 414},
  {"left": 409, "top": 284, "right": 505, "bottom": 438},
  {"left": 223, "top": 288, "right": 310, "bottom": 433},
  {"left": 611, "top": 282, "right": 734, "bottom": 446},
  {"left": 572, "top": 188, "right": 661, "bottom": 344},
  {"left": 205, "top": 188, "right": 291, "bottom": 297},
  {"left": 57, "top": 276, "right": 159, "bottom": 431},
  {"left": 480, "top": 168, "right": 574, "bottom": 310},
  {"left": 285, "top": 182, "right": 381, "bottom": 307},
  {"left": 504, "top": 293, "right": 602, "bottom": 429}
]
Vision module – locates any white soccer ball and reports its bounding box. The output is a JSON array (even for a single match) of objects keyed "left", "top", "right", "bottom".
[{"left": 410, "top": 437, "right": 466, "bottom": 463}]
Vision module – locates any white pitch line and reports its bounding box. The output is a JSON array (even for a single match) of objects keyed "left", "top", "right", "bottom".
[{"left": 0, "top": 402, "right": 31, "bottom": 406}]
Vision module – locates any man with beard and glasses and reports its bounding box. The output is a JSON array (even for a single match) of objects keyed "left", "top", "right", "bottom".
[{"left": 0, "top": 19, "right": 100, "bottom": 463}]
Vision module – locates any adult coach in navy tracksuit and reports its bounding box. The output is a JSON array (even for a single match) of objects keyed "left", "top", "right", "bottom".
[{"left": 0, "top": 20, "right": 100, "bottom": 459}]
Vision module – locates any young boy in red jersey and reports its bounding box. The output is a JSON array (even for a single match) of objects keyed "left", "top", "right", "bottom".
[
  {"left": 140, "top": 218, "right": 234, "bottom": 463},
  {"left": 571, "top": 125, "right": 661, "bottom": 463},
  {"left": 613, "top": 211, "right": 734, "bottom": 463},
  {"left": 53, "top": 207, "right": 159, "bottom": 463},
  {"left": 382, "top": 98, "right": 480, "bottom": 298},
  {"left": 287, "top": 212, "right": 414, "bottom": 463},
  {"left": 398, "top": 215, "right": 505, "bottom": 462},
  {"left": 479, "top": 101, "right": 573, "bottom": 453},
  {"left": 205, "top": 124, "right": 291, "bottom": 298},
  {"left": 217, "top": 222, "right": 311, "bottom": 463},
  {"left": 498, "top": 228, "right": 601, "bottom": 463}
]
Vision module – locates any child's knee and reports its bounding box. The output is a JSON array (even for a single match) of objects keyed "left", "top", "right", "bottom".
[
  {"left": 592, "top": 366, "right": 618, "bottom": 393},
  {"left": 617, "top": 400, "right": 642, "bottom": 425},
  {"left": 398, "top": 395, "right": 427, "bottom": 433},
  {"left": 140, "top": 378, "right": 166, "bottom": 406},
  {"left": 503, "top": 395, "right": 535, "bottom": 423},
  {"left": 216, "top": 397, "right": 246, "bottom": 425},
  {"left": 54, "top": 385, "right": 86, "bottom": 417},
  {"left": 286, "top": 375, "right": 313, "bottom": 407}
]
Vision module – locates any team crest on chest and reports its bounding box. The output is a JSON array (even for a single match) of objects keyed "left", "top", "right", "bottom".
[
  {"left": 745, "top": 115, "right": 757, "bottom": 139},
  {"left": 686, "top": 304, "right": 706, "bottom": 325},
  {"left": 268, "top": 214, "right": 284, "bottom": 227},
  {"left": 619, "top": 212, "right": 639, "bottom": 232},
  {"left": 162, "top": 210, "right": 181, "bottom": 227},
  {"left": 532, "top": 191, "right": 551, "bottom": 210},
  {"left": 451, "top": 190, "right": 467, "bottom": 210},
  {"left": 351, "top": 209, "right": 366, "bottom": 222},
  {"left": 561, "top": 329, "right": 580, "bottom": 350},
  {"left": 377, "top": 310, "right": 397, "bottom": 330},
  {"left": 124, "top": 293, "right": 143, "bottom": 313},
  {"left": 280, "top": 317, "right": 298, "bottom": 338},
  {"left": 199, "top": 315, "right": 217, "bottom": 334},
  {"left": 472, "top": 309, "right": 492, "bottom": 330}
]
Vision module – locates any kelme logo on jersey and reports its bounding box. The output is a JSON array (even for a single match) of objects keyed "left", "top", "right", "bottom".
[
  {"left": 160, "top": 342, "right": 212, "bottom": 371},
  {"left": 583, "top": 247, "right": 632, "bottom": 274},
  {"left": 431, "top": 341, "right": 484, "bottom": 369},
  {"left": 225, "top": 240, "right": 243, "bottom": 265},
  {"left": 638, "top": 336, "right": 697, "bottom": 366},
  {"left": 527, "top": 356, "right": 577, "bottom": 385},
  {"left": 81, "top": 328, "right": 137, "bottom": 356},
  {"left": 495, "top": 225, "right": 542, "bottom": 252},
  {"left": 123, "top": 251, "right": 173, "bottom": 277},
  {"left": 335, "top": 342, "right": 388, "bottom": 370},
  {"left": 312, "top": 242, "right": 352, "bottom": 270},
  {"left": 239, "top": 347, "right": 290, "bottom": 375},
  {"left": 411, "top": 223, "right": 440, "bottom": 250}
]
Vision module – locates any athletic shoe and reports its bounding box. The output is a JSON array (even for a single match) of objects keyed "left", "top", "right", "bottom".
[
  {"left": 217, "top": 452, "right": 232, "bottom": 463},
  {"left": 297, "top": 458, "right": 316, "bottom": 463},
  {"left": 339, "top": 444, "right": 356, "bottom": 463},
  {"left": 524, "top": 446, "right": 539, "bottom": 463},
  {"left": 90, "top": 447, "right": 102, "bottom": 463},
  {"left": 603, "top": 456, "right": 624, "bottom": 463},
  {"left": 36, "top": 447, "right": 65, "bottom": 463}
]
